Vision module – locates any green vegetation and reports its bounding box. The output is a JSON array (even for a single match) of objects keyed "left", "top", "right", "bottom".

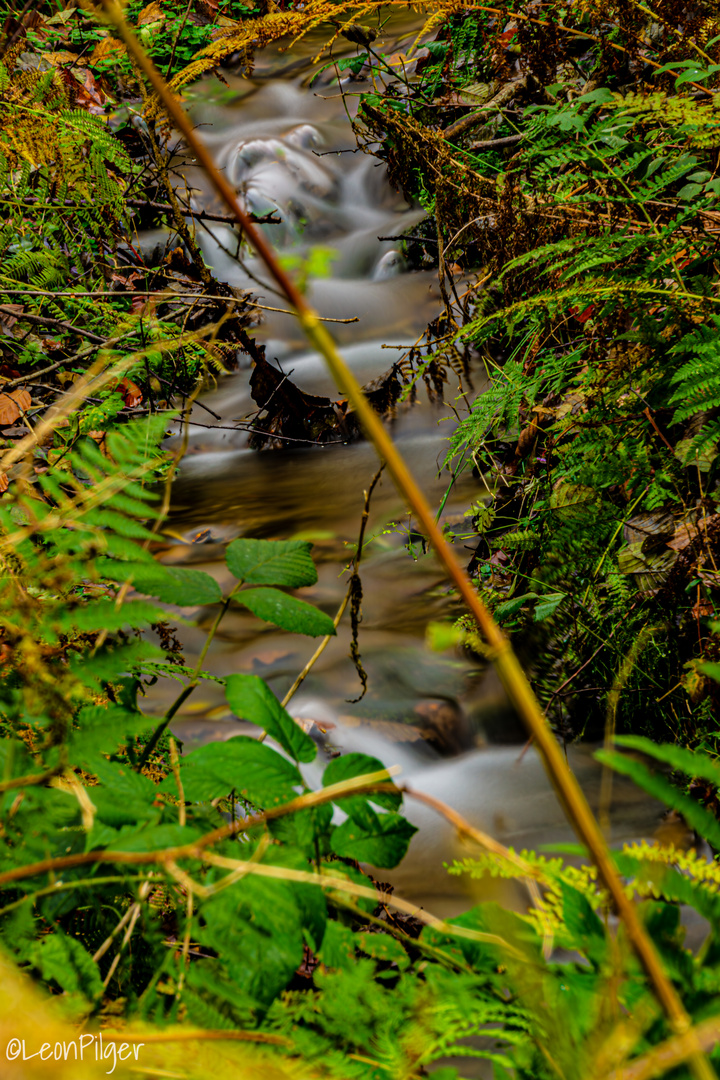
[
  {"left": 348, "top": 7, "right": 720, "bottom": 747},
  {"left": 1, "top": 1, "right": 720, "bottom": 1078}
]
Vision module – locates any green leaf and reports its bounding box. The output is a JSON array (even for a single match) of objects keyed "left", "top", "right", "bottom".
[
  {"left": 700, "top": 661, "right": 720, "bottom": 684},
  {"left": 70, "top": 639, "right": 165, "bottom": 692},
  {"left": 495, "top": 593, "right": 538, "bottom": 621},
  {"left": 577, "top": 87, "right": 615, "bottom": 103},
  {"left": 70, "top": 704, "right": 149, "bottom": 766},
  {"left": 355, "top": 930, "right": 410, "bottom": 969},
  {"left": 105, "top": 824, "right": 202, "bottom": 853},
  {"left": 237, "top": 586, "right": 335, "bottom": 637},
  {"left": 61, "top": 599, "right": 166, "bottom": 633},
  {"left": 654, "top": 60, "right": 699, "bottom": 72},
  {"left": 90, "top": 760, "right": 160, "bottom": 825},
  {"left": 319, "top": 921, "right": 357, "bottom": 971},
  {"left": 225, "top": 674, "right": 316, "bottom": 763},
  {"left": 323, "top": 752, "right": 401, "bottom": 829},
  {"left": 269, "top": 801, "right": 334, "bottom": 855},
  {"left": 226, "top": 538, "right": 318, "bottom": 586},
  {"left": 560, "top": 883, "right": 606, "bottom": 966},
  {"left": 676, "top": 182, "right": 704, "bottom": 201},
  {"left": 29, "top": 930, "right": 103, "bottom": 1002},
  {"left": 533, "top": 592, "right": 567, "bottom": 622},
  {"left": 322, "top": 861, "right": 377, "bottom": 913},
  {"left": 332, "top": 812, "right": 417, "bottom": 867},
  {"left": 198, "top": 847, "right": 323, "bottom": 1004},
  {"left": 675, "top": 65, "right": 720, "bottom": 85},
  {"left": 169, "top": 735, "right": 304, "bottom": 805},
  {"left": 613, "top": 735, "right": 720, "bottom": 788},
  {"left": 99, "top": 560, "right": 222, "bottom": 605}
]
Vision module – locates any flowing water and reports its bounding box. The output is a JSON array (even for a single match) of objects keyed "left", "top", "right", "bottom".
[
  {"left": 149, "top": 58, "right": 501, "bottom": 752},
  {"left": 143, "top": 43, "right": 665, "bottom": 911}
]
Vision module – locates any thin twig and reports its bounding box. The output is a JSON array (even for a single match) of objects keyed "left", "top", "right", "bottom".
[
  {"left": 280, "top": 464, "right": 385, "bottom": 710},
  {"left": 0, "top": 304, "right": 106, "bottom": 344},
  {"left": 469, "top": 133, "right": 523, "bottom": 151},
  {"left": 6, "top": 195, "right": 279, "bottom": 225},
  {"left": 0, "top": 761, "right": 65, "bottom": 794}
]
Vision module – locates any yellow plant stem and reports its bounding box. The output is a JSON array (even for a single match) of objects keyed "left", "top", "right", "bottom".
[{"left": 95, "top": 4, "right": 716, "bottom": 1075}]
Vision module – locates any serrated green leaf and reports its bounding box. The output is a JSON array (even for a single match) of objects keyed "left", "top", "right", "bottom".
[
  {"left": 269, "top": 800, "right": 334, "bottom": 855},
  {"left": 70, "top": 639, "right": 165, "bottom": 691},
  {"left": 29, "top": 930, "right": 103, "bottom": 1002},
  {"left": 198, "top": 847, "right": 322, "bottom": 1004},
  {"left": 60, "top": 599, "right": 166, "bottom": 634},
  {"left": 99, "top": 560, "right": 222, "bottom": 606},
  {"left": 323, "top": 752, "right": 401, "bottom": 829},
  {"left": 70, "top": 703, "right": 149, "bottom": 765},
  {"left": 332, "top": 811, "right": 417, "bottom": 867},
  {"left": 237, "top": 586, "right": 335, "bottom": 637},
  {"left": 90, "top": 759, "right": 159, "bottom": 825},
  {"left": 105, "top": 823, "right": 202, "bottom": 853},
  {"left": 226, "top": 538, "right": 318, "bottom": 586},
  {"left": 169, "top": 735, "right": 304, "bottom": 805},
  {"left": 319, "top": 921, "right": 357, "bottom": 971},
  {"left": 225, "top": 674, "right": 316, "bottom": 762}
]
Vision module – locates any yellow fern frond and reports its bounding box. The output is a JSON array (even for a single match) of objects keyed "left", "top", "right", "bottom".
[
  {"left": 611, "top": 90, "right": 720, "bottom": 148},
  {"left": 144, "top": 1, "right": 388, "bottom": 117}
]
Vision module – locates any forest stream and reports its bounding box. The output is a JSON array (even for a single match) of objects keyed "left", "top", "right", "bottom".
[
  {"left": 6, "top": 4, "right": 720, "bottom": 1070},
  {"left": 145, "top": 26, "right": 495, "bottom": 750},
  {"left": 140, "top": 40, "right": 665, "bottom": 914}
]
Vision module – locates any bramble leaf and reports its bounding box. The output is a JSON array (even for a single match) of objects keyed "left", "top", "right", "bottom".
[
  {"left": 167, "top": 735, "right": 304, "bottom": 805},
  {"left": 332, "top": 812, "right": 417, "bottom": 867},
  {"left": 29, "top": 930, "right": 103, "bottom": 1003},
  {"left": 225, "top": 673, "right": 316, "bottom": 762},
  {"left": 237, "top": 587, "right": 335, "bottom": 637},
  {"left": 226, "top": 538, "right": 318, "bottom": 586},
  {"left": 323, "top": 752, "right": 401, "bottom": 829}
]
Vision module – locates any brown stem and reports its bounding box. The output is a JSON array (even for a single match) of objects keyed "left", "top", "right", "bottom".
[{"left": 0, "top": 304, "right": 106, "bottom": 345}]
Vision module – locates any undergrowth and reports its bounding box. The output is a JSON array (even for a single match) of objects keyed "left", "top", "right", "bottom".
[{"left": 331, "top": 0, "right": 720, "bottom": 746}]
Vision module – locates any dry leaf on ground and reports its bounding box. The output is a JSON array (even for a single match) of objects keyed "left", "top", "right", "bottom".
[{"left": 0, "top": 389, "right": 31, "bottom": 427}]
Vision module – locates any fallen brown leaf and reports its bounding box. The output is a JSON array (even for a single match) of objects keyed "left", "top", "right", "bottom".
[
  {"left": 11, "top": 388, "right": 31, "bottom": 412},
  {"left": 667, "top": 515, "right": 720, "bottom": 551},
  {"left": 90, "top": 36, "right": 126, "bottom": 65},
  {"left": 137, "top": 0, "right": 165, "bottom": 26},
  {"left": 118, "top": 377, "right": 143, "bottom": 408},
  {"left": 0, "top": 388, "right": 31, "bottom": 427},
  {"left": 0, "top": 304, "right": 24, "bottom": 332}
]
